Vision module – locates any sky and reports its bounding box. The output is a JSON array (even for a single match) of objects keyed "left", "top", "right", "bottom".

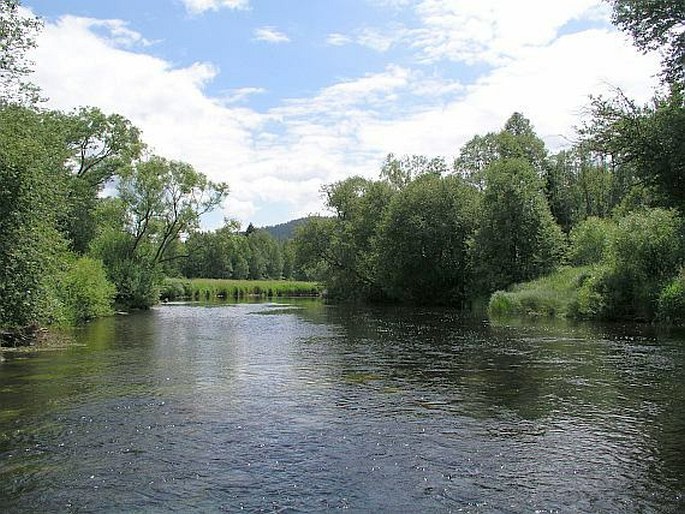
[{"left": 22, "top": 0, "right": 661, "bottom": 228}]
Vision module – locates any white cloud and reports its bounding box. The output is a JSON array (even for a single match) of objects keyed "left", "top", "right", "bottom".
[
  {"left": 341, "top": 0, "right": 611, "bottom": 65},
  {"left": 360, "top": 28, "right": 659, "bottom": 156},
  {"left": 411, "top": 0, "right": 607, "bottom": 64},
  {"left": 356, "top": 27, "right": 400, "bottom": 52},
  {"left": 50, "top": 16, "right": 156, "bottom": 48},
  {"left": 29, "top": 4, "right": 660, "bottom": 227},
  {"left": 223, "top": 87, "right": 267, "bottom": 104},
  {"left": 181, "top": 0, "right": 250, "bottom": 14},
  {"left": 326, "top": 33, "right": 353, "bottom": 46},
  {"left": 367, "top": 0, "right": 412, "bottom": 7},
  {"left": 325, "top": 26, "right": 407, "bottom": 52},
  {"left": 253, "top": 26, "right": 291, "bottom": 44}
]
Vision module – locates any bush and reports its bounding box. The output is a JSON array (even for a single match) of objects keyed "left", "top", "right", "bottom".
[
  {"left": 569, "top": 217, "right": 615, "bottom": 265},
  {"left": 488, "top": 266, "right": 592, "bottom": 319},
  {"left": 488, "top": 291, "right": 522, "bottom": 317},
  {"left": 584, "top": 208, "right": 684, "bottom": 320},
  {"left": 568, "top": 266, "right": 608, "bottom": 319},
  {"left": 54, "top": 257, "right": 115, "bottom": 324},
  {"left": 109, "top": 258, "right": 161, "bottom": 309},
  {"left": 658, "top": 271, "right": 685, "bottom": 324},
  {"left": 159, "top": 278, "right": 190, "bottom": 301}
]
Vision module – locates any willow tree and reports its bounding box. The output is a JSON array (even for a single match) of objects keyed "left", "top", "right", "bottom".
[
  {"left": 473, "top": 158, "right": 565, "bottom": 292},
  {"left": 378, "top": 174, "right": 479, "bottom": 305},
  {"left": 91, "top": 156, "right": 228, "bottom": 308}
]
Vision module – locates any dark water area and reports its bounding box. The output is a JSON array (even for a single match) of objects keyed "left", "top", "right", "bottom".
[{"left": 1, "top": 300, "right": 684, "bottom": 513}]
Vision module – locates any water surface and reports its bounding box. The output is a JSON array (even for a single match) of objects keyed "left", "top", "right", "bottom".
[{"left": 1, "top": 300, "right": 684, "bottom": 512}]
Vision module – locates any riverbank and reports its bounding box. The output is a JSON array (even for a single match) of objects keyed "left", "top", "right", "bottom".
[
  {"left": 488, "top": 264, "right": 685, "bottom": 325},
  {"left": 160, "top": 277, "right": 323, "bottom": 301},
  {"left": 488, "top": 266, "right": 592, "bottom": 319}
]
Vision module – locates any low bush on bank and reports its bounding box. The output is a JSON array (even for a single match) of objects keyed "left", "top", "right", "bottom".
[
  {"left": 490, "top": 209, "right": 685, "bottom": 324},
  {"left": 488, "top": 266, "right": 593, "bottom": 319},
  {"left": 54, "top": 257, "right": 116, "bottom": 325},
  {"left": 658, "top": 270, "right": 685, "bottom": 324},
  {"left": 160, "top": 278, "right": 323, "bottom": 301}
]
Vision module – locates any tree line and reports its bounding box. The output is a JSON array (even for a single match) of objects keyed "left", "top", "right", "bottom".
[
  {"left": 0, "top": 0, "right": 315, "bottom": 334},
  {"left": 0, "top": 1, "right": 234, "bottom": 331},
  {"left": 1, "top": 0, "right": 683, "bottom": 333},
  {"left": 291, "top": 0, "right": 685, "bottom": 323}
]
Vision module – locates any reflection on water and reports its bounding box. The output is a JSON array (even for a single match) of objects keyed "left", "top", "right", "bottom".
[{"left": 1, "top": 300, "right": 684, "bottom": 512}]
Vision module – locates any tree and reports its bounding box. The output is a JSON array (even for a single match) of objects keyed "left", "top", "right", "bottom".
[
  {"left": 585, "top": 208, "right": 684, "bottom": 320},
  {"left": 57, "top": 107, "right": 144, "bottom": 253},
  {"left": 378, "top": 174, "right": 479, "bottom": 305},
  {"left": 608, "top": 0, "right": 685, "bottom": 86},
  {"left": 455, "top": 112, "right": 548, "bottom": 189},
  {"left": 581, "top": 90, "right": 685, "bottom": 212},
  {"left": 545, "top": 147, "right": 625, "bottom": 231},
  {"left": 473, "top": 158, "right": 565, "bottom": 292},
  {"left": 61, "top": 107, "right": 144, "bottom": 185},
  {"left": 379, "top": 153, "right": 447, "bottom": 189},
  {"left": 294, "top": 177, "right": 395, "bottom": 299},
  {"left": 0, "top": 0, "right": 42, "bottom": 105},
  {"left": 0, "top": 106, "right": 70, "bottom": 326},
  {"left": 92, "top": 156, "right": 228, "bottom": 308},
  {"left": 281, "top": 240, "right": 295, "bottom": 279},
  {"left": 120, "top": 156, "right": 228, "bottom": 266}
]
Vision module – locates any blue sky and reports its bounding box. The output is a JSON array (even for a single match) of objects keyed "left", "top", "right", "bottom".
[{"left": 24, "top": 0, "right": 660, "bottom": 228}]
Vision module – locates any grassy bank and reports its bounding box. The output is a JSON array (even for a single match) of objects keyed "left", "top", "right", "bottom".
[
  {"left": 487, "top": 266, "right": 593, "bottom": 319},
  {"left": 160, "top": 278, "right": 323, "bottom": 301}
]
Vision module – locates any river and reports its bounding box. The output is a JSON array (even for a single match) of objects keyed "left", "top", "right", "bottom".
[{"left": 1, "top": 300, "right": 684, "bottom": 512}]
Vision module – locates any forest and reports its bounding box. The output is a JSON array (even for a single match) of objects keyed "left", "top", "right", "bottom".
[{"left": 1, "top": 0, "right": 684, "bottom": 337}]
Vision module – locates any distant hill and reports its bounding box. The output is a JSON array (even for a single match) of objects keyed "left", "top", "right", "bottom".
[{"left": 261, "top": 216, "right": 323, "bottom": 241}]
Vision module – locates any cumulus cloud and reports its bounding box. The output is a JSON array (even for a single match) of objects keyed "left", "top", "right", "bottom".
[
  {"left": 330, "top": 0, "right": 611, "bottom": 65},
  {"left": 181, "top": 0, "right": 250, "bottom": 14},
  {"left": 410, "top": 0, "right": 608, "bottom": 65},
  {"left": 326, "top": 33, "right": 352, "bottom": 46},
  {"left": 360, "top": 29, "right": 659, "bottom": 156},
  {"left": 28, "top": 2, "right": 660, "bottom": 227},
  {"left": 253, "top": 26, "right": 291, "bottom": 44}
]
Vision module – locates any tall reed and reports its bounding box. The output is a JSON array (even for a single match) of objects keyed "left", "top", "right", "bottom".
[{"left": 160, "top": 278, "right": 323, "bottom": 301}]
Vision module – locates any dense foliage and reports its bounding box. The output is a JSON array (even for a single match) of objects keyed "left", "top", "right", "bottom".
[
  {"left": 293, "top": 114, "right": 570, "bottom": 305},
  {"left": 0, "top": 2, "right": 233, "bottom": 334},
  {"left": 290, "top": 0, "right": 685, "bottom": 323},
  {"left": 2, "top": 0, "right": 685, "bottom": 333}
]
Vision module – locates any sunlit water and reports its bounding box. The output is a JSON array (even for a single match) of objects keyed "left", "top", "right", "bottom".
[{"left": 1, "top": 300, "right": 684, "bottom": 513}]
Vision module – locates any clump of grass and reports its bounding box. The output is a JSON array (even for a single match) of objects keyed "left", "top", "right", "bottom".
[
  {"left": 488, "top": 266, "right": 593, "bottom": 319},
  {"left": 159, "top": 278, "right": 323, "bottom": 301}
]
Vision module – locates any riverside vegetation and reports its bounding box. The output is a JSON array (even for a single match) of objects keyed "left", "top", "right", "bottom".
[
  {"left": 291, "top": 1, "right": 685, "bottom": 324},
  {"left": 0, "top": 0, "right": 318, "bottom": 345},
  {"left": 1, "top": 0, "right": 684, "bottom": 343},
  {"left": 159, "top": 278, "right": 322, "bottom": 302}
]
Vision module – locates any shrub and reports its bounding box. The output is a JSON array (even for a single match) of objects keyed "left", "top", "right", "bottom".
[
  {"left": 599, "top": 208, "right": 684, "bottom": 320},
  {"left": 159, "top": 278, "right": 190, "bottom": 301},
  {"left": 569, "top": 217, "right": 615, "bottom": 265},
  {"left": 658, "top": 271, "right": 685, "bottom": 324},
  {"left": 488, "top": 266, "right": 592, "bottom": 319},
  {"left": 568, "top": 266, "right": 608, "bottom": 319},
  {"left": 55, "top": 257, "right": 116, "bottom": 324},
  {"left": 488, "top": 291, "right": 522, "bottom": 317}
]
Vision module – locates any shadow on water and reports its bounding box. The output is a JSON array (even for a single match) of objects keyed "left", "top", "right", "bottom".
[{"left": 0, "top": 298, "right": 684, "bottom": 512}]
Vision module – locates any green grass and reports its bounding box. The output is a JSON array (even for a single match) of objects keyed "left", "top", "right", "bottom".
[
  {"left": 160, "top": 277, "right": 323, "bottom": 301},
  {"left": 488, "top": 266, "right": 594, "bottom": 319}
]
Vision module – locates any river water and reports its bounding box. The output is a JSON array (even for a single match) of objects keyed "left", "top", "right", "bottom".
[{"left": 1, "top": 300, "right": 684, "bottom": 513}]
